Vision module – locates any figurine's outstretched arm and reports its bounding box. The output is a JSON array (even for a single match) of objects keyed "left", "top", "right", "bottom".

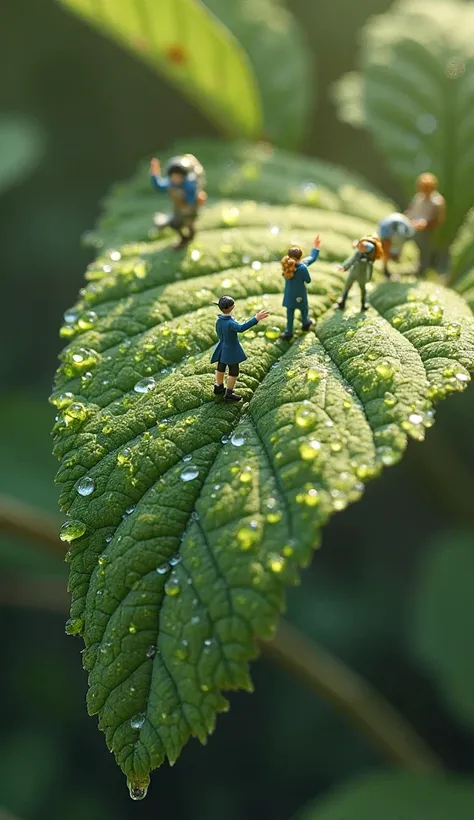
[
  {"left": 338, "top": 249, "right": 360, "bottom": 272},
  {"left": 149, "top": 158, "right": 169, "bottom": 191},
  {"left": 229, "top": 317, "right": 259, "bottom": 333},
  {"left": 230, "top": 310, "right": 269, "bottom": 333},
  {"left": 301, "top": 235, "right": 321, "bottom": 268}
]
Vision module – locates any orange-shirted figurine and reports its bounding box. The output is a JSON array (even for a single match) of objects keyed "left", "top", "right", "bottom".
[{"left": 405, "top": 172, "right": 446, "bottom": 274}]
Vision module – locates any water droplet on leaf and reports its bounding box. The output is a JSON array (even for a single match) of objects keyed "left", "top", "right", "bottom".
[
  {"left": 231, "top": 432, "right": 246, "bottom": 447},
  {"left": 127, "top": 782, "right": 148, "bottom": 801},
  {"left": 77, "top": 476, "right": 95, "bottom": 496},
  {"left": 180, "top": 465, "right": 199, "bottom": 482},
  {"left": 165, "top": 577, "right": 181, "bottom": 596},
  {"left": 65, "top": 617, "right": 83, "bottom": 635},
  {"left": 134, "top": 377, "right": 156, "bottom": 394},
  {"left": 130, "top": 713, "right": 145, "bottom": 730},
  {"left": 59, "top": 519, "right": 86, "bottom": 542}
]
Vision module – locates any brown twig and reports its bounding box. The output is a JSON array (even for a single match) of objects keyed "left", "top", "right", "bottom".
[
  {"left": 0, "top": 494, "right": 64, "bottom": 557},
  {"left": 260, "top": 621, "right": 442, "bottom": 773},
  {"left": 0, "top": 495, "right": 443, "bottom": 774}
]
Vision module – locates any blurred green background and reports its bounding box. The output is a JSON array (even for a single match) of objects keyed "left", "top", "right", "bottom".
[{"left": 2, "top": 1, "right": 474, "bottom": 818}]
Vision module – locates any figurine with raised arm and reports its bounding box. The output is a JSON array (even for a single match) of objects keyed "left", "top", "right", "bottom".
[
  {"left": 378, "top": 212, "right": 416, "bottom": 278},
  {"left": 336, "top": 235, "right": 383, "bottom": 312},
  {"left": 211, "top": 296, "right": 269, "bottom": 402},
  {"left": 280, "top": 235, "right": 321, "bottom": 341},
  {"left": 149, "top": 154, "right": 207, "bottom": 250},
  {"left": 405, "top": 172, "right": 446, "bottom": 274}
]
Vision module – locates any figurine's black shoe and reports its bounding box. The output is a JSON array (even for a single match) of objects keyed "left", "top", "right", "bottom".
[
  {"left": 173, "top": 236, "right": 191, "bottom": 251},
  {"left": 383, "top": 266, "right": 391, "bottom": 279},
  {"left": 336, "top": 299, "right": 346, "bottom": 310},
  {"left": 225, "top": 390, "right": 242, "bottom": 402},
  {"left": 213, "top": 384, "right": 225, "bottom": 396},
  {"left": 279, "top": 331, "right": 293, "bottom": 341},
  {"left": 361, "top": 303, "right": 369, "bottom": 311},
  {"left": 302, "top": 321, "right": 313, "bottom": 332}
]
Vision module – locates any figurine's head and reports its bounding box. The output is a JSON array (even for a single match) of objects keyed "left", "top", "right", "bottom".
[
  {"left": 356, "top": 235, "right": 383, "bottom": 259},
  {"left": 165, "top": 154, "right": 204, "bottom": 186},
  {"left": 216, "top": 295, "right": 235, "bottom": 314},
  {"left": 417, "top": 172, "right": 439, "bottom": 195},
  {"left": 281, "top": 247, "right": 302, "bottom": 280}
]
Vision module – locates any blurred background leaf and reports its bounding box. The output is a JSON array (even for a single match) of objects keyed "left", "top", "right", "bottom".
[
  {"left": 0, "top": 116, "right": 45, "bottom": 196},
  {"left": 296, "top": 772, "right": 474, "bottom": 819},
  {"left": 57, "top": 0, "right": 262, "bottom": 139},
  {"left": 333, "top": 0, "right": 474, "bottom": 246},
  {"left": 202, "top": 0, "right": 313, "bottom": 147},
  {"left": 410, "top": 533, "right": 474, "bottom": 730},
  {"left": 2, "top": 0, "right": 474, "bottom": 816},
  {"left": 451, "top": 208, "right": 474, "bottom": 283}
]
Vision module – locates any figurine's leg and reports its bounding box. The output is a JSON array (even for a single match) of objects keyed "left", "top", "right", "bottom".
[
  {"left": 415, "top": 230, "right": 431, "bottom": 275},
  {"left": 301, "top": 304, "right": 312, "bottom": 331},
  {"left": 280, "top": 308, "right": 294, "bottom": 340},
  {"left": 359, "top": 281, "right": 368, "bottom": 311},
  {"left": 213, "top": 363, "right": 226, "bottom": 396},
  {"left": 381, "top": 240, "right": 391, "bottom": 278},
  {"left": 336, "top": 273, "right": 354, "bottom": 309},
  {"left": 225, "top": 364, "right": 242, "bottom": 402}
]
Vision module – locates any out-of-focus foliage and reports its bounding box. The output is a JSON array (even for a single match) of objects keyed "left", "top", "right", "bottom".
[
  {"left": 57, "top": 0, "right": 262, "bottom": 139},
  {"left": 297, "top": 772, "right": 474, "bottom": 819},
  {"left": 203, "top": 0, "right": 313, "bottom": 147},
  {"left": 4, "top": 0, "right": 474, "bottom": 817},
  {"left": 0, "top": 396, "right": 61, "bottom": 576},
  {"left": 0, "top": 116, "right": 45, "bottom": 196},
  {"left": 333, "top": 0, "right": 474, "bottom": 245},
  {"left": 411, "top": 533, "right": 474, "bottom": 729},
  {"left": 451, "top": 208, "right": 474, "bottom": 283},
  {"left": 455, "top": 267, "right": 474, "bottom": 313}
]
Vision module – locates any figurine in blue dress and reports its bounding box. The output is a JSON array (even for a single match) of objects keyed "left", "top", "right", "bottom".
[
  {"left": 280, "top": 235, "right": 321, "bottom": 340},
  {"left": 211, "top": 295, "right": 269, "bottom": 402},
  {"left": 149, "top": 154, "right": 206, "bottom": 249}
]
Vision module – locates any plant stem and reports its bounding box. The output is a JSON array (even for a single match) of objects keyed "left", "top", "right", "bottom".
[
  {"left": 0, "top": 494, "right": 63, "bottom": 557},
  {"left": 1, "top": 494, "right": 443, "bottom": 774},
  {"left": 260, "top": 622, "right": 443, "bottom": 773}
]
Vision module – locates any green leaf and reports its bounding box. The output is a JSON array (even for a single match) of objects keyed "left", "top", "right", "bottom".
[
  {"left": 57, "top": 0, "right": 261, "bottom": 139},
  {"left": 202, "top": 0, "right": 313, "bottom": 147},
  {"left": 295, "top": 772, "right": 474, "bottom": 819},
  {"left": 0, "top": 116, "right": 44, "bottom": 195},
  {"left": 51, "top": 139, "right": 474, "bottom": 794},
  {"left": 411, "top": 533, "right": 474, "bottom": 729},
  {"left": 455, "top": 266, "right": 474, "bottom": 313},
  {"left": 332, "top": 0, "right": 474, "bottom": 245},
  {"left": 451, "top": 206, "right": 474, "bottom": 284}
]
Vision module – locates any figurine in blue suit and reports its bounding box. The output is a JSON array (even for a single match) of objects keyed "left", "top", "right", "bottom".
[
  {"left": 149, "top": 154, "right": 206, "bottom": 249},
  {"left": 211, "top": 295, "right": 269, "bottom": 402},
  {"left": 280, "top": 235, "right": 321, "bottom": 340}
]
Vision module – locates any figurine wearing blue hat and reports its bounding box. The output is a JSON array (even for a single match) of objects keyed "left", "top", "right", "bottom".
[{"left": 211, "top": 296, "right": 269, "bottom": 402}]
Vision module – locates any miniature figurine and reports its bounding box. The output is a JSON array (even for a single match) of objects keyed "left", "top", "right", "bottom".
[
  {"left": 211, "top": 295, "right": 269, "bottom": 402},
  {"left": 336, "top": 235, "right": 383, "bottom": 311},
  {"left": 405, "top": 172, "right": 446, "bottom": 274},
  {"left": 280, "top": 235, "right": 321, "bottom": 341},
  {"left": 378, "top": 212, "right": 416, "bottom": 278},
  {"left": 149, "top": 154, "right": 207, "bottom": 250}
]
